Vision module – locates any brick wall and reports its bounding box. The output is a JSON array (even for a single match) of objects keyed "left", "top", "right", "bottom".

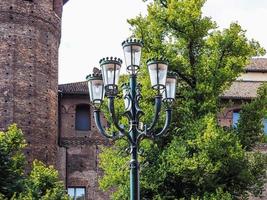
[
  {"left": 0, "top": 0, "right": 62, "bottom": 167},
  {"left": 59, "top": 94, "right": 110, "bottom": 200},
  {"left": 217, "top": 100, "right": 243, "bottom": 127}
]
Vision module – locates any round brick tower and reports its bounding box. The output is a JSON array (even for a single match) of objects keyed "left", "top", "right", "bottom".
[{"left": 0, "top": 0, "right": 65, "bottom": 167}]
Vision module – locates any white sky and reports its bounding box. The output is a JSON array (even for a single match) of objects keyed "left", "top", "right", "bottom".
[{"left": 59, "top": 0, "right": 267, "bottom": 84}]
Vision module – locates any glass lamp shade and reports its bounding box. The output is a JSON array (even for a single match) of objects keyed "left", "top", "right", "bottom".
[
  {"left": 86, "top": 73, "right": 104, "bottom": 105},
  {"left": 122, "top": 83, "right": 130, "bottom": 109},
  {"left": 99, "top": 57, "right": 122, "bottom": 95},
  {"left": 122, "top": 38, "right": 143, "bottom": 74},
  {"left": 163, "top": 72, "right": 177, "bottom": 102},
  {"left": 147, "top": 59, "right": 168, "bottom": 90}
]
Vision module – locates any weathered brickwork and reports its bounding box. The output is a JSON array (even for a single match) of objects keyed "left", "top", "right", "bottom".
[
  {"left": 217, "top": 100, "right": 244, "bottom": 127},
  {"left": 0, "top": 0, "right": 62, "bottom": 167},
  {"left": 59, "top": 94, "right": 110, "bottom": 200}
]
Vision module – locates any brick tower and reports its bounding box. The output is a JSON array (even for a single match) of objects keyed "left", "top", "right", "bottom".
[{"left": 0, "top": 0, "right": 66, "bottom": 167}]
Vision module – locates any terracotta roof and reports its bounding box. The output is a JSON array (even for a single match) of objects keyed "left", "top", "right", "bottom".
[
  {"left": 58, "top": 81, "right": 88, "bottom": 95},
  {"left": 58, "top": 80, "right": 264, "bottom": 99},
  {"left": 221, "top": 81, "right": 264, "bottom": 99},
  {"left": 246, "top": 58, "right": 267, "bottom": 72}
]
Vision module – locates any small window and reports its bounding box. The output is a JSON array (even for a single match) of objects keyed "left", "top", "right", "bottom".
[
  {"left": 232, "top": 110, "right": 240, "bottom": 127},
  {"left": 68, "top": 187, "right": 86, "bottom": 200},
  {"left": 75, "top": 104, "right": 90, "bottom": 131},
  {"left": 263, "top": 118, "right": 267, "bottom": 135}
]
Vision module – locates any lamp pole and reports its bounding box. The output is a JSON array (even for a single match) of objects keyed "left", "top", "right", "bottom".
[
  {"left": 129, "top": 73, "right": 139, "bottom": 199},
  {"left": 86, "top": 38, "right": 177, "bottom": 200}
]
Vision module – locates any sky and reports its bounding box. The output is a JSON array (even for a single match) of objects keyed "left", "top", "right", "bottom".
[{"left": 58, "top": 0, "right": 267, "bottom": 84}]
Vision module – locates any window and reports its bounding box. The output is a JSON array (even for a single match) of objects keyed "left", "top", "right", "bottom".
[
  {"left": 75, "top": 104, "right": 90, "bottom": 131},
  {"left": 232, "top": 110, "right": 240, "bottom": 127},
  {"left": 264, "top": 118, "right": 267, "bottom": 135},
  {"left": 68, "top": 187, "right": 86, "bottom": 200}
]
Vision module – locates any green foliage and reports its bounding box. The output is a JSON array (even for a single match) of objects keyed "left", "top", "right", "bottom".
[
  {"left": 128, "top": 0, "right": 264, "bottom": 121},
  {"left": 0, "top": 124, "right": 26, "bottom": 198},
  {"left": 236, "top": 84, "right": 267, "bottom": 150},
  {"left": 15, "top": 161, "right": 69, "bottom": 200},
  {"left": 0, "top": 125, "right": 69, "bottom": 200},
  {"left": 99, "top": 0, "right": 267, "bottom": 199},
  {"left": 0, "top": 193, "right": 7, "bottom": 200},
  {"left": 192, "top": 188, "right": 232, "bottom": 200},
  {"left": 160, "top": 116, "right": 267, "bottom": 199}
]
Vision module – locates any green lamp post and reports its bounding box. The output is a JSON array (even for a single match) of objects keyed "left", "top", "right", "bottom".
[{"left": 86, "top": 38, "right": 176, "bottom": 200}]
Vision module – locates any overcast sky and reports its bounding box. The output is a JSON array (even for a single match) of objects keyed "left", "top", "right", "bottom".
[{"left": 58, "top": 0, "right": 267, "bottom": 84}]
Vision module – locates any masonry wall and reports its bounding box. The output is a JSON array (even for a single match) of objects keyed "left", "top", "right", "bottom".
[
  {"left": 217, "top": 100, "right": 244, "bottom": 127},
  {"left": 0, "top": 0, "right": 63, "bottom": 167},
  {"left": 60, "top": 94, "right": 110, "bottom": 200},
  {"left": 237, "top": 72, "right": 267, "bottom": 82}
]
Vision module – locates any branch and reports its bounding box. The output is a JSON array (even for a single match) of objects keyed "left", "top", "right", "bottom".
[
  {"left": 173, "top": 69, "right": 194, "bottom": 88},
  {"left": 163, "top": 18, "right": 187, "bottom": 36},
  {"left": 188, "top": 40, "right": 196, "bottom": 68},
  {"left": 188, "top": 39, "right": 197, "bottom": 88},
  {"left": 213, "top": 45, "right": 230, "bottom": 82},
  {"left": 218, "top": 49, "right": 226, "bottom": 66},
  {"left": 159, "top": 0, "right": 168, "bottom": 8}
]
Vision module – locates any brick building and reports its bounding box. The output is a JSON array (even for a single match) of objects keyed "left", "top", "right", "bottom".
[
  {"left": 0, "top": 1, "right": 267, "bottom": 200},
  {"left": 218, "top": 58, "right": 267, "bottom": 200},
  {"left": 219, "top": 58, "right": 267, "bottom": 129},
  {"left": 58, "top": 81, "right": 109, "bottom": 200}
]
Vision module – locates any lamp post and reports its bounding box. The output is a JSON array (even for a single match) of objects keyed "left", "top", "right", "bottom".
[{"left": 86, "top": 38, "right": 176, "bottom": 200}]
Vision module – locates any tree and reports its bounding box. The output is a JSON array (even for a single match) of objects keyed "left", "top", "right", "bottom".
[
  {"left": 236, "top": 84, "right": 267, "bottom": 150},
  {"left": 0, "top": 125, "right": 69, "bottom": 200},
  {"left": 0, "top": 125, "right": 26, "bottom": 198},
  {"left": 98, "top": 0, "right": 267, "bottom": 199},
  {"left": 15, "top": 161, "right": 69, "bottom": 200}
]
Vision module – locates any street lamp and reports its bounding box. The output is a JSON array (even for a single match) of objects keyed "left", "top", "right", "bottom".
[{"left": 86, "top": 38, "right": 176, "bottom": 200}]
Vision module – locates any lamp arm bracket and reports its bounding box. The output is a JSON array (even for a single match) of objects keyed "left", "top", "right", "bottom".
[
  {"left": 135, "top": 84, "right": 144, "bottom": 120},
  {"left": 123, "top": 92, "right": 134, "bottom": 120},
  {"left": 146, "top": 96, "right": 162, "bottom": 134},
  {"left": 108, "top": 96, "right": 126, "bottom": 134},
  {"left": 137, "top": 147, "right": 145, "bottom": 156},
  {"left": 153, "top": 108, "right": 172, "bottom": 138},
  {"left": 136, "top": 124, "right": 151, "bottom": 144},
  {"left": 93, "top": 110, "right": 121, "bottom": 140}
]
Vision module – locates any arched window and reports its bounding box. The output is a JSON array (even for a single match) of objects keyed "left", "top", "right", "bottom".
[{"left": 75, "top": 104, "right": 90, "bottom": 131}]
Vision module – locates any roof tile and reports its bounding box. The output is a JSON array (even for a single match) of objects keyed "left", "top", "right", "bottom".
[
  {"left": 246, "top": 58, "right": 267, "bottom": 72},
  {"left": 58, "top": 81, "right": 88, "bottom": 95},
  {"left": 221, "top": 81, "right": 263, "bottom": 99}
]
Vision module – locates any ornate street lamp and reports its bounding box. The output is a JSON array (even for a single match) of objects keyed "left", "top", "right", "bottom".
[
  {"left": 86, "top": 72, "right": 104, "bottom": 108},
  {"left": 122, "top": 38, "right": 143, "bottom": 75},
  {"left": 163, "top": 72, "right": 177, "bottom": 103},
  {"left": 87, "top": 38, "right": 177, "bottom": 200}
]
